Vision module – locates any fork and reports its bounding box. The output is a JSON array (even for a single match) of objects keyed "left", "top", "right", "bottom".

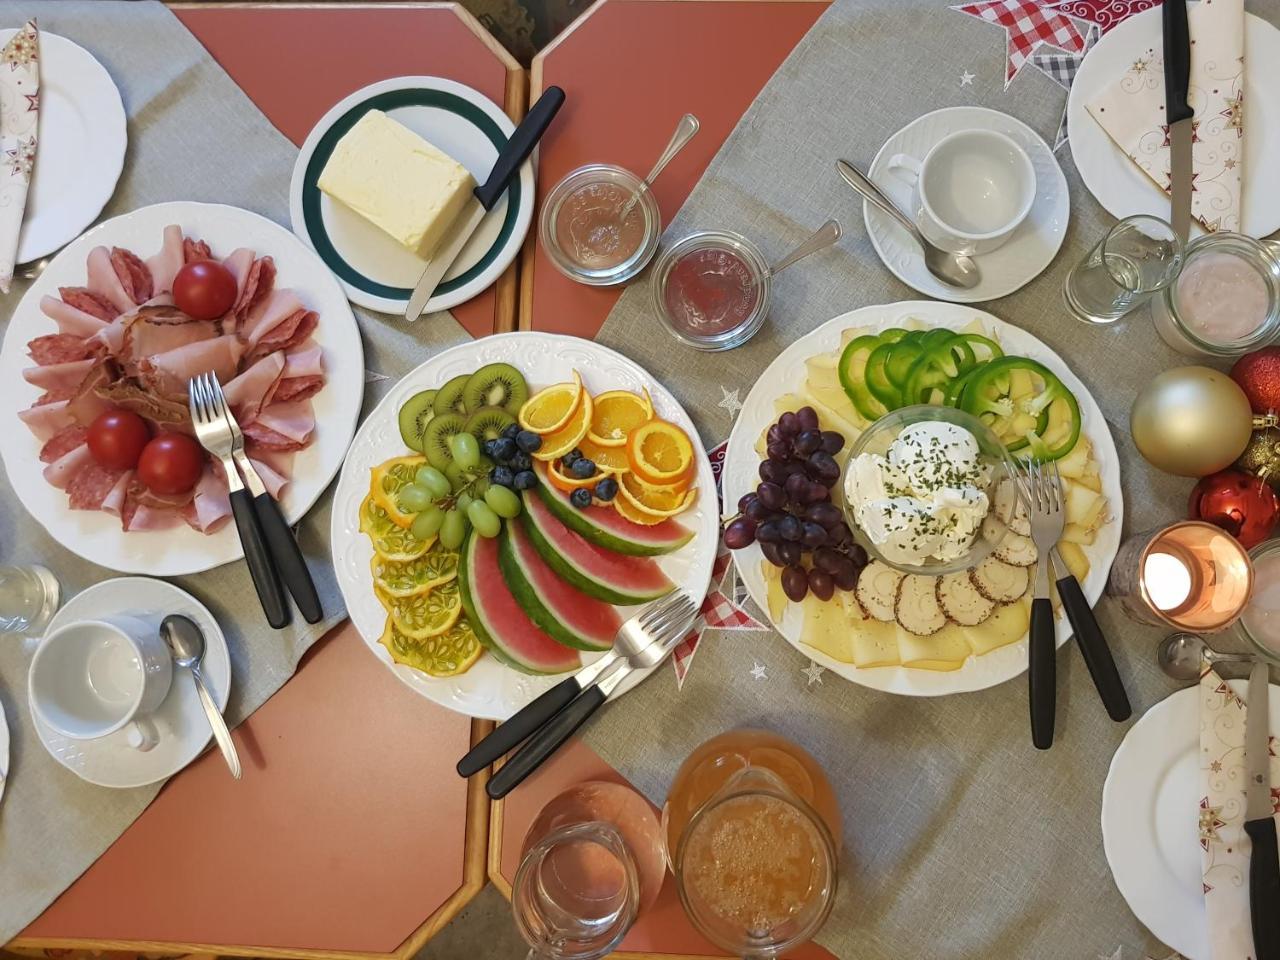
[
  {"left": 189, "top": 374, "right": 289, "bottom": 628},
  {"left": 480, "top": 592, "right": 700, "bottom": 799},
  {"left": 203, "top": 374, "right": 322, "bottom": 625},
  {"left": 1015, "top": 458, "right": 1061, "bottom": 749}
]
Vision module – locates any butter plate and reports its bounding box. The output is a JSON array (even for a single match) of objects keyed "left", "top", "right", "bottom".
[{"left": 289, "top": 76, "right": 535, "bottom": 316}]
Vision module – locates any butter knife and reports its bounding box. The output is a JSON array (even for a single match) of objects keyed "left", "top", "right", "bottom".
[
  {"left": 1245, "top": 661, "right": 1280, "bottom": 960},
  {"left": 1162, "top": 0, "right": 1194, "bottom": 243},
  {"left": 405, "top": 86, "right": 566, "bottom": 320}
]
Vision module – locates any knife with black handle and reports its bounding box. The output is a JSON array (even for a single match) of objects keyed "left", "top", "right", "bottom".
[{"left": 1162, "top": 0, "right": 1194, "bottom": 242}]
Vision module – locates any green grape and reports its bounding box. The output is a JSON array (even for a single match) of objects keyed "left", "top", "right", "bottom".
[
  {"left": 414, "top": 465, "right": 451, "bottom": 498},
  {"left": 455, "top": 492, "right": 474, "bottom": 515},
  {"left": 397, "top": 483, "right": 434, "bottom": 513},
  {"left": 484, "top": 485, "right": 521, "bottom": 519},
  {"left": 468, "top": 500, "right": 501, "bottom": 538},
  {"left": 450, "top": 432, "right": 480, "bottom": 470},
  {"left": 439, "top": 509, "right": 466, "bottom": 550},
  {"left": 411, "top": 505, "right": 445, "bottom": 540}
]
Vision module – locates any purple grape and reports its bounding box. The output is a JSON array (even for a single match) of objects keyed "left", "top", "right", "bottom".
[
  {"left": 805, "top": 501, "right": 843, "bottom": 529},
  {"left": 757, "top": 482, "right": 785, "bottom": 511},
  {"left": 820, "top": 431, "right": 845, "bottom": 455},
  {"left": 806, "top": 481, "right": 830, "bottom": 504},
  {"left": 756, "top": 519, "right": 782, "bottom": 543},
  {"left": 778, "top": 412, "right": 800, "bottom": 437},
  {"left": 778, "top": 541, "right": 802, "bottom": 566},
  {"left": 813, "top": 547, "right": 843, "bottom": 574},
  {"left": 833, "top": 563, "right": 860, "bottom": 592},
  {"left": 745, "top": 498, "right": 772, "bottom": 522},
  {"left": 782, "top": 565, "right": 809, "bottom": 602},
  {"left": 793, "top": 430, "right": 823, "bottom": 457},
  {"left": 759, "top": 460, "right": 787, "bottom": 485},
  {"left": 828, "top": 522, "right": 853, "bottom": 546},
  {"left": 723, "top": 517, "right": 757, "bottom": 550},
  {"left": 766, "top": 441, "right": 792, "bottom": 462},
  {"left": 738, "top": 492, "right": 757, "bottom": 514},
  {"left": 784, "top": 472, "right": 810, "bottom": 504},
  {"left": 806, "top": 451, "right": 840, "bottom": 484},
  {"left": 808, "top": 568, "right": 835, "bottom": 602},
  {"left": 760, "top": 541, "right": 785, "bottom": 567},
  {"left": 778, "top": 515, "right": 802, "bottom": 542},
  {"left": 795, "top": 407, "right": 819, "bottom": 432},
  {"left": 845, "top": 542, "right": 869, "bottom": 567},
  {"left": 767, "top": 423, "right": 786, "bottom": 446},
  {"left": 801, "top": 522, "right": 828, "bottom": 549},
  {"left": 779, "top": 461, "right": 807, "bottom": 479}
]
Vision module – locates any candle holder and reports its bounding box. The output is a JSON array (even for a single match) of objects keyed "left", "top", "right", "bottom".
[{"left": 1107, "top": 521, "right": 1254, "bottom": 632}]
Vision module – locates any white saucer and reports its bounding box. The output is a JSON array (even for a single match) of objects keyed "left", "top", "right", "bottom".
[
  {"left": 1068, "top": 7, "right": 1280, "bottom": 238},
  {"left": 1101, "top": 681, "right": 1280, "bottom": 960},
  {"left": 0, "top": 29, "right": 127, "bottom": 264},
  {"left": 29, "top": 577, "right": 231, "bottom": 790},
  {"left": 862, "top": 106, "right": 1070, "bottom": 304},
  {"left": 0, "top": 697, "right": 8, "bottom": 805}
]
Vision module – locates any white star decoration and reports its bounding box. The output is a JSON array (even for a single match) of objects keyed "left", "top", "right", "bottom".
[
  {"left": 960, "top": 70, "right": 976, "bottom": 86},
  {"left": 802, "top": 661, "right": 826, "bottom": 685},
  {"left": 750, "top": 661, "right": 768, "bottom": 680},
  {"left": 364, "top": 369, "right": 390, "bottom": 384},
  {"left": 717, "top": 386, "right": 743, "bottom": 418}
]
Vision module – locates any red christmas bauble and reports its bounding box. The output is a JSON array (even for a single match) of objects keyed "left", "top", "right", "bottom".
[
  {"left": 1230, "top": 347, "right": 1280, "bottom": 415},
  {"left": 1188, "top": 468, "right": 1280, "bottom": 548}
]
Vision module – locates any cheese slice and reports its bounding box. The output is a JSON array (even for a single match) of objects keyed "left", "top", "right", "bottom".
[{"left": 318, "top": 110, "right": 475, "bottom": 259}]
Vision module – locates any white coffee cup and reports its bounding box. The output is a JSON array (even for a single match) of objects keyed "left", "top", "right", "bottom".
[
  {"left": 29, "top": 618, "right": 173, "bottom": 751},
  {"left": 888, "top": 129, "right": 1036, "bottom": 256}
]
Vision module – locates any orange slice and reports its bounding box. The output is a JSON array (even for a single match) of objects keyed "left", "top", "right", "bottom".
[
  {"left": 626, "top": 419, "right": 695, "bottom": 486},
  {"left": 519, "top": 371, "right": 583, "bottom": 435},
  {"left": 533, "top": 391, "right": 594, "bottom": 460},
  {"left": 547, "top": 459, "right": 608, "bottom": 493},
  {"left": 618, "top": 472, "right": 698, "bottom": 517},
  {"left": 587, "top": 389, "right": 654, "bottom": 447},
  {"left": 577, "top": 435, "right": 631, "bottom": 474}
]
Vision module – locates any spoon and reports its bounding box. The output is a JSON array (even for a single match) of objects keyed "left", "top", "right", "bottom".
[
  {"left": 770, "top": 219, "right": 842, "bottom": 277},
  {"left": 834, "top": 158, "right": 982, "bottom": 290},
  {"left": 162, "top": 614, "right": 241, "bottom": 779},
  {"left": 1156, "top": 631, "right": 1255, "bottom": 682},
  {"left": 618, "top": 113, "right": 700, "bottom": 221}
]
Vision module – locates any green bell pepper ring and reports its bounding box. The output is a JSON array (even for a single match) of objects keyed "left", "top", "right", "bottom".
[
  {"left": 865, "top": 342, "right": 903, "bottom": 409},
  {"left": 883, "top": 341, "right": 924, "bottom": 389},
  {"left": 838, "top": 334, "right": 890, "bottom": 421},
  {"left": 943, "top": 366, "right": 982, "bottom": 407},
  {"left": 960, "top": 356, "right": 1082, "bottom": 460},
  {"left": 953, "top": 333, "right": 1003, "bottom": 366}
]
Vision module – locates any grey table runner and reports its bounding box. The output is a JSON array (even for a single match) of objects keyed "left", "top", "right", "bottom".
[
  {"left": 583, "top": 1, "right": 1280, "bottom": 957},
  {"left": 0, "top": 0, "right": 468, "bottom": 941}
]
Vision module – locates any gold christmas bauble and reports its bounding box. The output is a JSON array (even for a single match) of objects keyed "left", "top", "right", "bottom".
[
  {"left": 1130, "top": 366, "right": 1253, "bottom": 477},
  {"left": 1238, "top": 427, "right": 1280, "bottom": 487}
]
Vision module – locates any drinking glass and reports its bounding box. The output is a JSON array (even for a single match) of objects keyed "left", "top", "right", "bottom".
[
  {"left": 0, "top": 564, "right": 59, "bottom": 636},
  {"left": 1063, "top": 215, "right": 1185, "bottom": 324},
  {"left": 663, "top": 729, "right": 840, "bottom": 957}
]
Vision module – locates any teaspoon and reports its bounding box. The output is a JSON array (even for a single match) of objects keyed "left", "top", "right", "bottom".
[
  {"left": 835, "top": 158, "right": 981, "bottom": 290},
  {"left": 619, "top": 113, "right": 700, "bottom": 221},
  {"left": 1156, "top": 631, "right": 1255, "bottom": 682},
  {"left": 162, "top": 614, "right": 241, "bottom": 779},
  {"left": 770, "top": 219, "right": 842, "bottom": 277}
]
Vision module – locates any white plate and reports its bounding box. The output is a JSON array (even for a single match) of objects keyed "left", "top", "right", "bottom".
[
  {"left": 289, "top": 76, "right": 534, "bottom": 316},
  {"left": 0, "top": 201, "right": 365, "bottom": 576},
  {"left": 863, "top": 107, "right": 1070, "bottom": 304},
  {"left": 29, "top": 577, "right": 231, "bottom": 790},
  {"left": 0, "top": 29, "right": 127, "bottom": 264},
  {"left": 330, "top": 332, "right": 718, "bottom": 721},
  {"left": 0, "top": 697, "right": 8, "bottom": 805},
  {"left": 722, "top": 301, "right": 1124, "bottom": 697},
  {"left": 1068, "top": 7, "right": 1280, "bottom": 238},
  {"left": 1101, "top": 682, "right": 1280, "bottom": 960}
]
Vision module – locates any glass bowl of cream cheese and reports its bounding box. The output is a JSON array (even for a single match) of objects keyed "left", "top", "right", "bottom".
[{"left": 841, "top": 406, "right": 1011, "bottom": 575}]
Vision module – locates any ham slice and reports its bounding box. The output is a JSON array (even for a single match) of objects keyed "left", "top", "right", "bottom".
[
  {"left": 111, "top": 248, "right": 153, "bottom": 304},
  {"left": 42, "top": 443, "right": 93, "bottom": 489},
  {"left": 97, "top": 303, "right": 218, "bottom": 366},
  {"left": 283, "top": 343, "right": 323, "bottom": 378},
  {"left": 28, "top": 333, "right": 102, "bottom": 366},
  {"left": 58, "top": 287, "right": 116, "bottom": 322},
  {"left": 24, "top": 359, "right": 96, "bottom": 395},
  {"left": 123, "top": 502, "right": 183, "bottom": 532},
  {"left": 19, "top": 399, "right": 74, "bottom": 441},
  {"left": 93, "top": 378, "right": 188, "bottom": 426},
  {"left": 44, "top": 294, "right": 111, "bottom": 336},
  {"left": 249, "top": 457, "right": 290, "bottom": 500},
  {"left": 39, "top": 425, "right": 89, "bottom": 463},
  {"left": 68, "top": 461, "right": 126, "bottom": 510},
  {"left": 86, "top": 246, "right": 136, "bottom": 313},
  {"left": 242, "top": 289, "right": 305, "bottom": 347},
  {"left": 183, "top": 238, "right": 212, "bottom": 263},
  {"left": 101, "top": 470, "right": 132, "bottom": 517},
  {"left": 221, "top": 352, "right": 285, "bottom": 421},
  {"left": 145, "top": 225, "right": 186, "bottom": 296},
  {"left": 243, "top": 422, "right": 306, "bottom": 452},
  {"left": 253, "top": 399, "right": 315, "bottom": 445},
  {"left": 247, "top": 311, "right": 317, "bottom": 363},
  {"left": 138, "top": 334, "right": 245, "bottom": 400},
  {"left": 273, "top": 375, "right": 324, "bottom": 404},
  {"left": 188, "top": 464, "right": 232, "bottom": 532},
  {"left": 233, "top": 256, "right": 275, "bottom": 324}
]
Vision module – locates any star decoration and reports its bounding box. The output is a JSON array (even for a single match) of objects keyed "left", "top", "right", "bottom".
[
  {"left": 1210, "top": 759, "right": 1223, "bottom": 773},
  {"left": 801, "top": 661, "right": 826, "bottom": 686},
  {"left": 1029, "top": 21, "right": 1101, "bottom": 150},
  {"left": 363, "top": 369, "right": 390, "bottom": 384},
  {"left": 1097, "top": 948, "right": 1124, "bottom": 960},
  {"left": 1220, "top": 90, "right": 1244, "bottom": 137},
  {"left": 951, "top": 0, "right": 1087, "bottom": 88},
  {"left": 1223, "top": 157, "right": 1238, "bottom": 170},
  {"left": 1131, "top": 56, "right": 1151, "bottom": 75},
  {"left": 1163, "top": 170, "right": 1200, "bottom": 195},
  {"left": 717, "top": 385, "right": 743, "bottom": 418},
  {"left": 750, "top": 661, "right": 768, "bottom": 680},
  {"left": 1199, "top": 796, "right": 1226, "bottom": 850},
  {"left": 1272, "top": 785, "right": 1280, "bottom": 814},
  {"left": 1161, "top": 119, "right": 1201, "bottom": 147},
  {"left": 960, "top": 70, "right": 976, "bottom": 86},
  {"left": 1, "top": 22, "right": 37, "bottom": 71},
  {"left": 22, "top": 91, "right": 37, "bottom": 113},
  {"left": 4, "top": 135, "right": 35, "bottom": 181}
]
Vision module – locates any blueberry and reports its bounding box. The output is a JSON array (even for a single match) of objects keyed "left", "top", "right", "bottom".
[
  {"left": 509, "top": 452, "right": 532, "bottom": 471},
  {"left": 502, "top": 423, "right": 521, "bottom": 440},
  {"left": 570, "top": 457, "right": 596, "bottom": 479},
  {"left": 482, "top": 439, "right": 500, "bottom": 459},
  {"left": 516, "top": 430, "right": 543, "bottom": 453},
  {"left": 561, "top": 449, "right": 580, "bottom": 467},
  {"left": 490, "top": 466, "right": 515, "bottom": 488},
  {"left": 570, "top": 488, "right": 592, "bottom": 509},
  {"left": 593, "top": 477, "right": 618, "bottom": 501},
  {"left": 491, "top": 437, "right": 517, "bottom": 463},
  {"left": 513, "top": 470, "right": 537, "bottom": 491}
]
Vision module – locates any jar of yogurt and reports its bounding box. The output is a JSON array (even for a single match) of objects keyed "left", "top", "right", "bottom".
[
  {"left": 1150, "top": 233, "right": 1280, "bottom": 358},
  {"left": 1237, "top": 537, "right": 1280, "bottom": 662}
]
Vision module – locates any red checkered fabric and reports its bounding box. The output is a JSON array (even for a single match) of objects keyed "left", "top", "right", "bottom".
[{"left": 951, "top": 0, "right": 1087, "bottom": 85}]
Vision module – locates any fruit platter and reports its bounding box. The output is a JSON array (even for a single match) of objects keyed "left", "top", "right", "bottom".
[
  {"left": 331, "top": 333, "right": 717, "bottom": 720},
  {"left": 722, "top": 301, "right": 1124, "bottom": 696}
]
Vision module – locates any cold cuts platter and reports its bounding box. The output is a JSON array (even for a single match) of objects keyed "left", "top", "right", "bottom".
[{"left": 0, "top": 202, "right": 364, "bottom": 576}]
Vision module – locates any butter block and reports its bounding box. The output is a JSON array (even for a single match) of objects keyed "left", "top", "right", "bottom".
[{"left": 318, "top": 109, "right": 476, "bottom": 259}]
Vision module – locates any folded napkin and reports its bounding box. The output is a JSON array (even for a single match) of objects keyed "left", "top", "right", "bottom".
[
  {"left": 0, "top": 18, "right": 37, "bottom": 293},
  {"left": 1086, "top": 0, "right": 1245, "bottom": 233},
  {"left": 1199, "top": 658, "right": 1279, "bottom": 959}
]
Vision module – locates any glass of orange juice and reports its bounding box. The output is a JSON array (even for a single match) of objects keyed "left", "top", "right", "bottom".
[{"left": 662, "top": 729, "right": 841, "bottom": 957}]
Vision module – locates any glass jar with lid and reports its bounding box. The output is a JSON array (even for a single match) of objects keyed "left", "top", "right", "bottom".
[
  {"left": 1150, "top": 232, "right": 1280, "bottom": 358},
  {"left": 650, "top": 230, "right": 772, "bottom": 351}
]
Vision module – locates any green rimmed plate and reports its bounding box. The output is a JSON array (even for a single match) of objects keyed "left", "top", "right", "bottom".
[{"left": 289, "top": 76, "right": 533, "bottom": 315}]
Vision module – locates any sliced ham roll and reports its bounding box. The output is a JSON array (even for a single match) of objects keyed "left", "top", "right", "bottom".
[
  {"left": 57, "top": 287, "right": 116, "bottom": 322},
  {"left": 232, "top": 256, "right": 275, "bottom": 326},
  {"left": 145, "top": 225, "right": 186, "bottom": 296},
  {"left": 97, "top": 303, "right": 218, "bottom": 365},
  {"left": 42, "top": 295, "right": 110, "bottom": 336},
  {"left": 42, "top": 443, "right": 94, "bottom": 489},
  {"left": 68, "top": 462, "right": 127, "bottom": 510},
  {"left": 283, "top": 343, "right": 323, "bottom": 378},
  {"left": 183, "top": 238, "right": 212, "bottom": 263},
  {"left": 188, "top": 464, "right": 232, "bottom": 533},
  {"left": 249, "top": 457, "right": 290, "bottom": 500},
  {"left": 24, "top": 359, "right": 96, "bottom": 395},
  {"left": 253, "top": 399, "right": 315, "bottom": 445},
  {"left": 247, "top": 311, "right": 317, "bottom": 363},
  {"left": 138, "top": 334, "right": 245, "bottom": 400},
  {"left": 20, "top": 398, "right": 74, "bottom": 441},
  {"left": 101, "top": 470, "right": 132, "bottom": 518},
  {"left": 39, "top": 425, "right": 89, "bottom": 463},
  {"left": 123, "top": 503, "right": 183, "bottom": 532},
  {"left": 86, "top": 246, "right": 136, "bottom": 313},
  {"left": 111, "top": 248, "right": 154, "bottom": 304},
  {"left": 221, "top": 352, "right": 285, "bottom": 421},
  {"left": 28, "top": 333, "right": 102, "bottom": 366},
  {"left": 242, "top": 289, "right": 304, "bottom": 347}
]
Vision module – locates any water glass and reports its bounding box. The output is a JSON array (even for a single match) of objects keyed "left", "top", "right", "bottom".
[
  {"left": 0, "top": 564, "right": 60, "bottom": 636},
  {"left": 1064, "top": 215, "right": 1185, "bottom": 324}
]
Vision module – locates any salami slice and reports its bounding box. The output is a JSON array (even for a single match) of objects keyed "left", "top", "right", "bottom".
[
  {"left": 244, "top": 421, "right": 306, "bottom": 452},
  {"left": 68, "top": 461, "right": 126, "bottom": 510},
  {"left": 58, "top": 287, "right": 116, "bottom": 321},
  {"left": 111, "top": 247, "right": 154, "bottom": 304},
  {"left": 234, "top": 256, "right": 276, "bottom": 319},
  {"left": 273, "top": 375, "right": 325, "bottom": 404},
  {"left": 246, "top": 311, "right": 318, "bottom": 363},
  {"left": 183, "top": 238, "right": 213, "bottom": 263},
  {"left": 39, "top": 425, "right": 89, "bottom": 463},
  {"left": 28, "top": 334, "right": 102, "bottom": 366}
]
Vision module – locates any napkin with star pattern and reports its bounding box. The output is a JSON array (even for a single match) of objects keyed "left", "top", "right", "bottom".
[{"left": 0, "top": 19, "right": 38, "bottom": 293}]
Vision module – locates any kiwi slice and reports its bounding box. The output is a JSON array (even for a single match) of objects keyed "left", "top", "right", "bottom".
[
  {"left": 397, "top": 389, "right": 437, "bottom": 452},
  {"left": 462, "top": 363, "right": 529, "bottom": 416},
  {"left": 432, "top": 374, "right": 471, "bottom": 417},
  {"left": 465, "top": 406, "right": 516, "bottom": 442},
  {"left": 422, "top": 412, "right": 467, "bottom": 471}
]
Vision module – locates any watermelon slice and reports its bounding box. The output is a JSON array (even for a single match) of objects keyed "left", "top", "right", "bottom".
[
  {"left": 533, "top": 463, "right": 693, "bottom": 556},
  {"left": 499, "top": 519, "right": 621, "bottom": 651},
  {"left": 458, "top": 531, "right": 580, "bottom": 675},
  {"left": 522, "top": 491, "right": 675, "bottom": 605}
]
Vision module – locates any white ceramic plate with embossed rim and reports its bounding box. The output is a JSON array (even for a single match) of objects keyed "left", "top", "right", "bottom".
[
  {"left": 862, "top": 107, "right": 1069, "bottom": 304},
  {"left": 330, "top": 332, "right": 718, "bottom": 721},
  {"left": 0, "top": 696, "right": 8, "bottom": 805},
  {"left": 722, "top": 301, "right": 1124, "bottom": 697}
]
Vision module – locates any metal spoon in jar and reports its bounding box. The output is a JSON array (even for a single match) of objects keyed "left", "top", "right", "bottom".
[
  {"left": 769, "top": 219, "right": 842, "bottom": 277},
  {"left": 835, "top": 158, "right": 982, "bottom": 290},
  {"left": 161, "top": 614, "right": 241, "bottom": 779},
  {"left": 618, "top": 113, "right": 701, "bottom": 221},
  {"left": 1156, "top": 631, "right": 1257, "bottom": 682}
]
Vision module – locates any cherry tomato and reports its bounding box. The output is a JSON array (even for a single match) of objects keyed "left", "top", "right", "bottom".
[
  {"left": 87, "top": 409, "right": 151, "bottom": 470},
  {"left": 172, "top": 259, "right": 237, "bottom": 320},
  {"left": 137, "top": 434, "right": 205, "bottom": 495}
]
